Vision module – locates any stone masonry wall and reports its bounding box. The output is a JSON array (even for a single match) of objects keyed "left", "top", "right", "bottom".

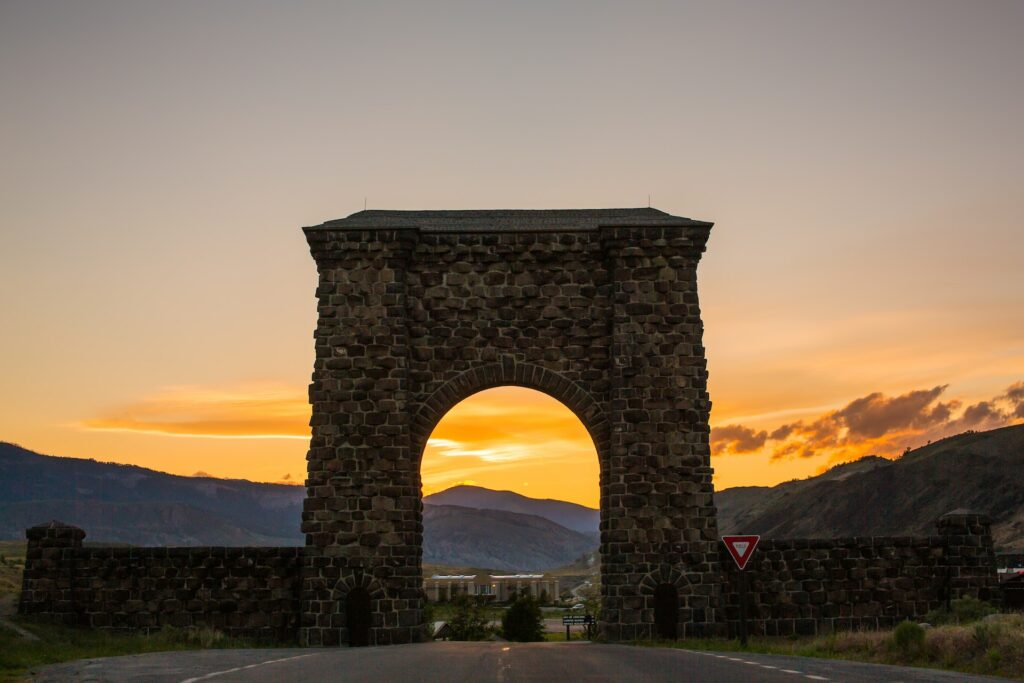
[
  {"left": 718, "top": 512, "right": 1000, "bottom": 637},
  {"left": 18, "top": 513, "right": 1000, "bottom": 641},
  {"left": 19, "top": 522, "right": 301, "bottom": 642}
]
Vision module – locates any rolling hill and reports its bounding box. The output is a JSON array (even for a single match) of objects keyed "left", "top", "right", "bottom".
[
  {"left": 716, "top": 424, "right": 1024, "bottom": 549},
  {"left": 424, "top": 485, "right": 598, "bottom": 535},
  {"left": 0, "top": 442, "right": 596, "bottom": 569},
  {"left": 423, "top": 504, "right": 596, "bottom": 570},
  {"left": 3, "top": 422, "right": 1022, "bottom": 571}
]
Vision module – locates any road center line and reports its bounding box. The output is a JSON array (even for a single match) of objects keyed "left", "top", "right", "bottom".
[{"left": 180, "top": 653, "right": 316, "bottom": 683}]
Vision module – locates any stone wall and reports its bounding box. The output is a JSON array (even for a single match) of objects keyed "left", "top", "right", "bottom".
[
  {"left": 718, "top": 512, "right": 1000, "bottom": 637},
  {"left": 19, "top": 512, "right": 1002, "bottom": 641},
  {"left": 18, "top": 522, "right": 301, "bottom": 642}
]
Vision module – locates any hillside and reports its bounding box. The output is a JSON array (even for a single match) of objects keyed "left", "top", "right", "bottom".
[
  {"left": 424, "top": 485, "right": 598, "bottom": 535},
  {"left": 0, "top": 443, "right": 597, "bottom": 569},
  {"left": 5, "top": 422, "right": 1022, "bottom": 564},
  {"left": 716, "top": 424, "right": 1024, "bottom": 549},
  {"left": 423, "top": 504, "right": 596, "bottom": 570},
  {"left": 0, "top": 442, "right": 305, "bottom": 544}
]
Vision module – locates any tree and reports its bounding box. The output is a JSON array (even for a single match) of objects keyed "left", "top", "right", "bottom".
[
  {"left": 578, "top": 580, "right": 601, "bottom": 616},
  {"left": 501, "top": 593, "right": 545, "bottom": 642},
  {"left": 448, "top": 594, "right": 491, "bottom": 641}
]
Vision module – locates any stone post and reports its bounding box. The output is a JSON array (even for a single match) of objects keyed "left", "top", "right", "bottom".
[
  {"left": 937, "top": 510, "right": 999, "bottom": 605},
  {"left": 600, "top": 223, "right": 720, "bottom": 639},
  {"left": 302, "top": 226, "right": 420, "bottom": 646},
  {"left": 18, "top": 521, "right": 85, "bottom": 624}
]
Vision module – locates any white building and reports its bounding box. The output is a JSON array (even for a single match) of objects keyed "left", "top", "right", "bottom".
[{"left": 424, "top": 574, "right": 559, "bottom": 602}]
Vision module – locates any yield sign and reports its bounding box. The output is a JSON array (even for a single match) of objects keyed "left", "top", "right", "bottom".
[{"left": 722, "top": 535, "right": 760, "bottom": 570}]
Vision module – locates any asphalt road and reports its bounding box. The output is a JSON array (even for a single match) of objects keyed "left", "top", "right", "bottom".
[{"left": 28, "top": 642, "right": 1008, "bottom": 683}]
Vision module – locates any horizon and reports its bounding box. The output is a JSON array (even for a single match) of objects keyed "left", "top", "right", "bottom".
[
  {"left": 8, "top": 420, "right": 1018, "bottom": 512},
  {"left": 2, "top": 1, "right": 1023, "bottom": 509}
]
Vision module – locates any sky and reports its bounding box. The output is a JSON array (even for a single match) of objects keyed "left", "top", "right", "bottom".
[{"left": 1, "top": 1, "right": 1022, "bottom": 509}]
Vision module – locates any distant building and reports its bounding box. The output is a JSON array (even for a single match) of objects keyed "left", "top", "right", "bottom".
[{"left": 424, "top": 574, "right": 559, "bottom": 602}]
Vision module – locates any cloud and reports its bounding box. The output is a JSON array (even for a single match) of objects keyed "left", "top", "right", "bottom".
[
  {"left": 711, "top": 424, "right": 768, "bottom": 454},
  {"left": 835, "top": 386, "right": 951, "bottom": 438},
  {"left": 79, "top": 383, "right": 310, "bottom": 439},
  {"left": 712, "top": 380, "right": 1023, "bottom": 464},
  {"left": 1002, "top": 381, "right": 1024, "bottom": 418}
]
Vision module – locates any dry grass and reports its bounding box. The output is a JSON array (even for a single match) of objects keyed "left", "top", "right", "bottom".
[
  {"left": 0, "top": 621, "right": 253, "bottom": 683},
  {"left": 653, "top": 613, "right": 1024, "bottom": 680}
]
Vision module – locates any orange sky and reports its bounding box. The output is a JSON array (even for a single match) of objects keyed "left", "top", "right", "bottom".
[{"left": 1, "top": 2, "right": 1022, "bottom": 509}]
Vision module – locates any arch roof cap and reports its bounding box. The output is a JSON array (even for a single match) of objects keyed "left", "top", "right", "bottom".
[{"left": 305, "top": 207, "right": 712, "bottom": 233}]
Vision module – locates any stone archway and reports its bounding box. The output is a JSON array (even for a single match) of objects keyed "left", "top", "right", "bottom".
[
  {"left": 409, "top": 361, "right": 610, "bottom": 463},
  {"left": 300, "top": 208, "right": 720, "bottom": 646}
]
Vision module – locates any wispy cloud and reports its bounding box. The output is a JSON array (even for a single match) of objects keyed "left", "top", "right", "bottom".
[
  {"left": 79, "top": 383, "right": 310, "bottom": 439},
  {"left": 712, "top": 380, "right": 1024, "bottom": 464}
]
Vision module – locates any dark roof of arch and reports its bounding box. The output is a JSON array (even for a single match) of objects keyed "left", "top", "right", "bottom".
[{"left": 307, "top": 207, "right": 711, "bottom": 232}]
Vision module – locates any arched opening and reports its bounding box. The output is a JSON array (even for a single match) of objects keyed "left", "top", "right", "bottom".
[
  {"left": 345, "top": 587, "right": 371, "bottom": 647},
  {"left": 419, "top": 385, "right": 600, "bottom": 638},
  {"left": 653, "top": 583, "right": 679, "bottom": 640}
]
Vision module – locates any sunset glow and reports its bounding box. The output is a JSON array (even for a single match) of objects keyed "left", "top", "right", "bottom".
[
  {"left": 421, "top": 387, "right": 599, "bottom": 507},
  {"left": 1, "top": 2, "right": 1021, "bottom": 506}
]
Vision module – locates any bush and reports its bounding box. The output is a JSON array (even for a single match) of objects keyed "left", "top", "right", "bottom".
[
  {"left": 502, "top": 594, "right": 544, "bottom": 642},
  {"left": 448, "top": 595, "right": 491, "bottom": 641},
  {"left": 925, "top": 597, "right": 997, "bottom": 626},
  {"left": 892, "top": 620, "right": 925, "bottom": 654}
]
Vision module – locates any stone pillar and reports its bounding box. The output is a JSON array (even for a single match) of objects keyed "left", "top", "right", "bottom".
[
  {"left": 18, "top": 521, "right": 85, "bottom": 624},
  {"left": 302, "top": 227, "right": 421, "bottom": 646},
  {"left": 937, "top": 510, "right": 999, "bottom": 605},
  {"left": 600, "top": 224, "right": 720, "bottom": 640}
]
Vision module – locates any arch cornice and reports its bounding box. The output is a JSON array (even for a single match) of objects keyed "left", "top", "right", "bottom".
[
  {"left": 639, "top": 564, "right": 692, "bottom": 594},
  {"left": 333, "top": 572, "right": 386, "bottom": 601},
  {"left": 410, "top": 359, "right": 610, "bottom": 461}
]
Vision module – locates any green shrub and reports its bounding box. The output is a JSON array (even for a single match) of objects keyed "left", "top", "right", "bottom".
[
  {"left": 892, "top": 620, "right": 925, "bottom": 654},
  {"left": 925, "top": 597, "right": 997, "bottom": 626},
  {"left": 501, "top": 594, "right": 544, "bottom": 642},
  {"left": 448, "top": 595, "right": 491, "bottom": 641},
  {"left": 972, "top": 621, "right": 1001, "bottom": 651}
]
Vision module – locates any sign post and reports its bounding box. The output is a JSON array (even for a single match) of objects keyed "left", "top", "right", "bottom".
[
  {"left": 562, "top": 614, "right": 594, "bottom": 641},
  {"left": 722, "top": 535, "right": 760, "bottom": 648}
]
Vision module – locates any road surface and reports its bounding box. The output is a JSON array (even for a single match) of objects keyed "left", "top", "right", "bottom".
[{"left": 28, "top": 642, "right": 1006, "bottom": 682}]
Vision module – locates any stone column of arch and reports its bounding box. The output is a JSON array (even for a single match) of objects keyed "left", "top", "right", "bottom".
[
  {"left": 600, "top": 224, "right": 722, "bottom": 640},
  {"left": 300, "top": 209, "right": 718, "bottom": 646}
]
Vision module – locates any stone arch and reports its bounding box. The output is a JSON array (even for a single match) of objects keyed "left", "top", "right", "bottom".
[
  {"left": 410, "top": 359, "right": 610, "bottom": 462},
  {"left": 300, "top": 208, "right": 720, "bottom": 646}
]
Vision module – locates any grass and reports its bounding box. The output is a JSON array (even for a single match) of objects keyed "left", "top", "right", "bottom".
[
  {"left": 0, "top": 620, "right": 256, "bottom": 683},
  {"left": 639, "top": 612, "right": 1024, "bottom": 681},
  {"left": 0, "top": 542, "right": 26, "bottom": 606}
]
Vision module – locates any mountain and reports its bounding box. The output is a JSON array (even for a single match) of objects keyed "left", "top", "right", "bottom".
[
  {"left": 423, "top": 504, "right": 596, "bottom": 571},
  {"left": 424, "top": 485, "right": 599, "bottom": 535},
  {"left": 716, "top": 424, "right": 1024, "bottom": 550},
  {"left": 0, "top": 442, "right": 305, "bottom": 545},
  {"left": 0, "top": 442, "right": 597, "bottom": 569}
]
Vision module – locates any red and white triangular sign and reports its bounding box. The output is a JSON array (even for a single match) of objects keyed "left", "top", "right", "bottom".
[{"left": 722, "top": 535, "right": 760, "bottom": 570}]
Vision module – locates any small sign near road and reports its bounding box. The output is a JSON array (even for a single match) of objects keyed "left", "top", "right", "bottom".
[
  {"left": 722, "top": 535, "right": 760, "bottom": 571},
  {"left": 562, "top": 615, "right": 594, "bottom": 625}
]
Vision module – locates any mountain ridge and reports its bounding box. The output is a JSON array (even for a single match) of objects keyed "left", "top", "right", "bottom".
[
  {"left": 715, "top": 424, "right": 1024, "bottom": 549},
  {"left": 3, "top": 423, "right": 1022, "bottom": 563}
]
